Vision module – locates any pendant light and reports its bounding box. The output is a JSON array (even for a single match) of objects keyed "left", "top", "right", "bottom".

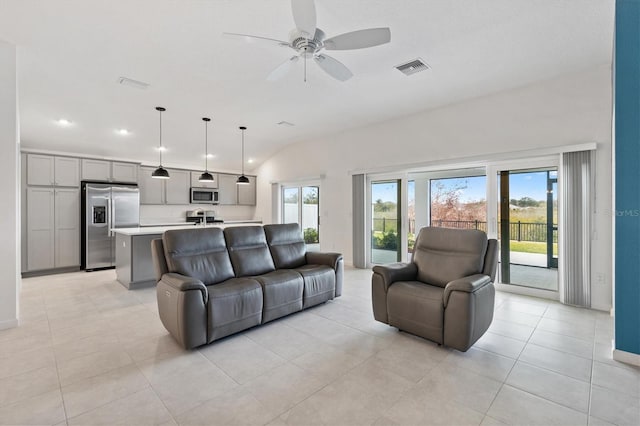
[
  {"left": 151, "top": 106, "right": 170, "bottom": 179},
  {"left": 198, "top": 117, "right": 214, "bottom": 183},
  {"left": 236, "top": 126, "right": 250, "bottom": 185}
]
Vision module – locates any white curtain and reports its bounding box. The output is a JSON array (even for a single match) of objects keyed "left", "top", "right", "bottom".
[{"left": 561, "top": 150, "right": 594, "bottom": 307}]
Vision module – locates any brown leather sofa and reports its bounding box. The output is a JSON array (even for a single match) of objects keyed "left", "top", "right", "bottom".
[
  {"left": 372, "top": 227, "right": 498, "bottom": 351},
  {"left": 151, "top": 224, "right": 343, "bottom": 349}
]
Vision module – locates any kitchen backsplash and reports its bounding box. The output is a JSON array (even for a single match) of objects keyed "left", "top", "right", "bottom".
[{"left": 140, "top": 204, "right": 257, "bottom": 225}]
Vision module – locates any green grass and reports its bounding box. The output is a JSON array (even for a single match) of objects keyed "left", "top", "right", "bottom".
[{"left": 510, "top": 240, "right": 558, "bottom": 256}]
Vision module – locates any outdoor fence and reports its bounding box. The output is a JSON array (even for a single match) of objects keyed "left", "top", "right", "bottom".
[{"left": 373, "top": 218, "right": 557, "bottom": 243}]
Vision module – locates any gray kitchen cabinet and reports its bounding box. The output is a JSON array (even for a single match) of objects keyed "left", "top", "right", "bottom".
[
  {"left": 238, "top": 175, "right": 257, "bottom": 206},
  {"left": 54, "top": 188, "right": 80, "bottom": 267},
  {"left": 165, "top": 169, "right": 190, "bottom": 204},
  {"left": 81, "top": 159, "right": 111, "bottom": 181},
  {"left": 27, "top": 154, "right": 79, "bottom": 187},
  {"left": 139, "top": 166, "right": 165, "bottom": 204},
  {"left": 111, "top": 162, "right": 138, "bottom": 183},
  {"left": 190, "top": 171, "right": 218, "bottom": 189},
  {"left": 26, "top": 154, "right": 54, "bottom": 186},
  {"left": 26, "top": 187, "right": 81, "bottom": 271},
  {"left": 26, "top": 187, "right": 55, "bottom": 270},
  {"left": 54, "top": 157, "right": 80, "bottom": 186},
  {"left": 217, "top": 173, "right": 238, "bottom": 205}
]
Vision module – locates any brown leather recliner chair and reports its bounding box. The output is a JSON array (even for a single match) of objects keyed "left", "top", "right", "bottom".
[{"left": 372, "top": 227, "right": 498, "bottom": 352}]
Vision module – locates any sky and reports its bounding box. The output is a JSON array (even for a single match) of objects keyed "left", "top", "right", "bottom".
[{"left": 372, "top": 170, "right": 556, "bottom": 204}]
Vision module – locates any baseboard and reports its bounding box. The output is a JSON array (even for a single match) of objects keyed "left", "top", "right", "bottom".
[
  {"left": 0, "top": 318, "right": 19, "bottom": 331},
  {"left": 613, "top": 349, "right": 640, "bottom": 367}
]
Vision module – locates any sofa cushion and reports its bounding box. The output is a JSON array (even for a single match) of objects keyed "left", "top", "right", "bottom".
[
  {"left": 264, "top": 223, "right": 307, "bottom": 269},
  {"left": 224, "top": 226, "right": 275, "bottom": 277},
  {"left": 254, "top": 270, "right": 304, "bottom": 323},
  {"left": 412, "top": 227, "right": 488, "bottom": 288},
  {"left": 387, "top": 281, "right": 444, "bottom": 344},
  {"left": 162, "top": 227, "right": 235, "bottom": 285},
  {"left": 207, "top": 277, "right": 263, "bottom": 342},
  {"left": 295, "top": 264, "right": 336, "bottom": 308}
]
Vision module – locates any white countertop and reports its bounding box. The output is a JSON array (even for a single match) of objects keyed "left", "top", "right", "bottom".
[{"left": 113, "top": 220, "right": 263, "bottom": 236}]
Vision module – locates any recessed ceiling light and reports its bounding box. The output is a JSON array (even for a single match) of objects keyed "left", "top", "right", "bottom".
[
  {"left": 247, "top": 158, "right": 254, "bottom": 164},
  {"left": 56, "top": 118, "right": 72, "bottom": 126},
  {"left": 116, "top": 128, "right": 130, "bottom": 135},
  {"left": 156, "top": 146, "right": 167, "bottom": 152},
  {"left": 206, "top": 154, "right": 215, "bottom": 159}
]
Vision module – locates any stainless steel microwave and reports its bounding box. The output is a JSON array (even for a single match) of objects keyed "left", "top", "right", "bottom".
[{"left": 190, "top": 187, "right": 219, "bottom": 204}]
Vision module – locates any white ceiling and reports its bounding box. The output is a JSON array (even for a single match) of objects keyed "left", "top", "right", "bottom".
[{"left": 0, "top": 0, "right": 614, "bottom": 172}]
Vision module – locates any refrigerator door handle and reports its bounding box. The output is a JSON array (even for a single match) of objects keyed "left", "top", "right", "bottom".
[{"left": 107, "top": 198, "right": 113, "bottom": 237}]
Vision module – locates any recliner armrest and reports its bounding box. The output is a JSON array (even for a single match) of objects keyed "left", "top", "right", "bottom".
[
  {"left": 160, "top": 273, "right": 208, "bottom": 303},
  {"left": 306, "top": 252, "right": 343, "bottom": 270},
  {"left": 443, "top": 274, "right": 492, "bottom": 307},
  {"left": 372, "top": 263, "right": 418, "bottom": 291}
]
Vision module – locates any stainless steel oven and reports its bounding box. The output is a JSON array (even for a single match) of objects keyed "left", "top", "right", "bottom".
[{"left": 190, "top": 187, "right": 219, "bottom": 204}]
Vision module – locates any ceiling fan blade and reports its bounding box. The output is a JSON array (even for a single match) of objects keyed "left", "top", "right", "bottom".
[
  {"left": 324, "top": 28, "right": 391, "bottom": 50},
  {"left": 267, "top": 56, "right": 299, "bottom": 81},
  {"left": 222, "top": 32, "right": 289, "bottom": 47},
  {"left": 291, "top": 0, "right": 317, "bottom": 38},
  {"left": 314, "top": 54, "right": 353, "bottom": 81}
]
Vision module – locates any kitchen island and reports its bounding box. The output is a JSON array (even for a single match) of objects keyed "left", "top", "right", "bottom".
[{"left": 112, "top": 221, "right": 262, "bottom": 289}]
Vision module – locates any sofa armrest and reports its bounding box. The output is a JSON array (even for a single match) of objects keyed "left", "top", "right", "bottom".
[
  {"left": 443, "top": 274, "right": 491, "bottom": 307},
  {"left": 372, "top": 263, "right": 418, "bottom": 292},
  {"left": 160, "top": 273, "right": 208, "bottom": 304},
  {"left": 306, "top": 252, "right": 343, "bottom": 270}
]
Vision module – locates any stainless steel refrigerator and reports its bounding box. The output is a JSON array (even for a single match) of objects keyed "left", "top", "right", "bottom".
[{"left": 81, "top": 182, "right": 140, "bottom": 270}]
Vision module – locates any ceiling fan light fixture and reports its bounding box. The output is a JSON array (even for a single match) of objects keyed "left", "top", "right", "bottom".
[{"left": 152, "top": 106, "right": 170, "bottom": 179}]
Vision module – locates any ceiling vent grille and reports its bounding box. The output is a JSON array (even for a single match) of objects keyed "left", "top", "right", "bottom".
[
  {"left": 395, "top": 58, "right": 430, "bottom": 76},
  {"left": 117, "top": 77, "right": 150, "bottom": 90}
]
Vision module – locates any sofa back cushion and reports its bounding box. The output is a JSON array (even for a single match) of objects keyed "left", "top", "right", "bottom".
[
  {"left": 162, "top": 227, "right": 235, "bottom": 285},
  {"left": 412, "top": 227, "right": 488, "bottom": 288},
  {"left": 224, "top": 226, "right": 275, "bottom": 277},
  {"left": 264, "top": 223, "right": 307, "bottom": 269}
]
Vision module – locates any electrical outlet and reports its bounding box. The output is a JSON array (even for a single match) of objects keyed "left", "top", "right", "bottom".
[{"left": 596, "top": 273, "right": 605, "bottom": 285}]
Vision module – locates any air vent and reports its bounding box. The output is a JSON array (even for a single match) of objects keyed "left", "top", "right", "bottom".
[
  {"left": 277, "top": 121, "right": 295, "bottom": 127},
  {"left": 395, "top": 58, "right": 430, "bottom": 76},
  {"left": 117, "top": 77, "right": 150, "bottom": 90}
]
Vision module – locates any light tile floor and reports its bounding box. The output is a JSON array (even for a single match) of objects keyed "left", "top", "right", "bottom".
[{"left": 1, "top": 267, "right": 638, "bottom": 426}]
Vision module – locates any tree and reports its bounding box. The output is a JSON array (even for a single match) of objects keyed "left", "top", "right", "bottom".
[
  {"left": 284, "top": 191, "right": 298, "bottom": 204},
  {"left": 303, "top": 188, "right": 318, "bottom": 204},
  {"left": 430, "top": 180, "right": 487, "bottom": 224}
]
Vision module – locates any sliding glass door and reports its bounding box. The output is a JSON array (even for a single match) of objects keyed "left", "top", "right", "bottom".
[
  {"left": 497, "top": 168, "right": 558, "bottom": 291},
  {"left": 282, "top": 185, "right": 320, "bottom": 251},
  {"left": 370, "top": 180, "right": 401, "bottom": 264}
]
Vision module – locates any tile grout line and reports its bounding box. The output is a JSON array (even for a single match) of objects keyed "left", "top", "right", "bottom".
[{"left": 483, "top": 301, "right": 547, "bottom": 418}]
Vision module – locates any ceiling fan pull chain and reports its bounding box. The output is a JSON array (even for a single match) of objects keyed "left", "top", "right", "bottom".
[{"left": 304, "top": 47, "right": 307, "bottom": 82}]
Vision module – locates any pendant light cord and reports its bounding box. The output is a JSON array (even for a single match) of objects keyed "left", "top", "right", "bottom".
[
  {"left": 241, "top": 128, "right": 245, "bottom": 176},
  {"left": 204, "top": 120, "right": 208, "bottom": 171},
  {"left": 159, "top": 109, "right": 163, "bottom": 167}
]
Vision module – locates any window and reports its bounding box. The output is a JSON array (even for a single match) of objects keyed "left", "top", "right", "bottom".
[{"left": 282, "top": 186, "right": 320, "bottom": 251}]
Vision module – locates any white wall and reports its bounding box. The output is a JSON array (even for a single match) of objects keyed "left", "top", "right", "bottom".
[
  {"left": 255, "top": 66, "right": 613, "bottom": 311},
  {"left": 0, "top": 40, "right": 19, "bottom": 329}
]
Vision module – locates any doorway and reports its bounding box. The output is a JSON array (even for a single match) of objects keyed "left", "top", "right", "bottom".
[
  {"left": 282, "top": 185, "right": 320, "bottom": 251},
  {"left": 497, "top": 168, "right": 558, "bottom": 291},
  {"left": 370, "top": 180, "right": 401, "bottom": 264}
]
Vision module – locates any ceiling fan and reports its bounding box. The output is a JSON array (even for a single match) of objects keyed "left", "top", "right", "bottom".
[{"left": 224, "top": 0, "right": 391, "bottom": 82}]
